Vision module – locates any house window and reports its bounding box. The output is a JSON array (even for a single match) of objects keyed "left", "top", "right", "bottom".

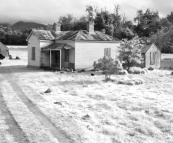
[
  {"left": 150, "top": 52, "right": 156, "bottom": 65},
  {"left": 104, "top": 48, "right": 111, "bottom": 58},
  {"left": 32, "top": 47, "right": 35, "bottom": 60},
  {"left": 65, "top": 49, "right": 69, "bottom": 62}
]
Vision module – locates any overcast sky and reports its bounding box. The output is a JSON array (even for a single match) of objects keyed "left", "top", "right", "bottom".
[{"left": 0, "top": 0, "right": 173, "bottom": 25}]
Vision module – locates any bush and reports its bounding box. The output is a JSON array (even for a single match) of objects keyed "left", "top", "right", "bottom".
[
  {"left": 118, "top": 37, "right": 144, "bottom": 70},
  {"left": 93, "top": 57, "right": 123, "bottom": 80},
  {"left": 148, "top": 67, "right": 154, "bottom": 71},
  {"left": 129, "top": 67, "right": 142, "bottom": 74},
  {"left": 117, "top": 78, "right": 144, "bottom": 85}
]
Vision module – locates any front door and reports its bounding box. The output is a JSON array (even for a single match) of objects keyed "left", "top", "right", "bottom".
[{"left": 52, "top": 50, "right": 60, "bottom": 69}]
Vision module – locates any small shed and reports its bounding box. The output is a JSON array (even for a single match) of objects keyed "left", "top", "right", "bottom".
[
  {"left": 141, "top": 43, "right": 161, "bottom": 69},
  {"left": 0, "top": 42, "right": 9, "bottom": 59}
]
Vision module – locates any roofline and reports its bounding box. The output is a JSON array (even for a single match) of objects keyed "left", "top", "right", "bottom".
[
  {"left": 145, "top": 43, "right": 159, "bottom": 53},
  {"left": 26, "top": 31, "right": 33, "bottom": 41},
  {"left": 74, "top": 40, "right": 121, "bottom": 43}
]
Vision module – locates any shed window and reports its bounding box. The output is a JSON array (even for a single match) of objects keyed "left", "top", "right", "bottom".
[
  {"left": 65, "top": 49, "right": 69, "bottom": 62},
  {"left": 32, "top": 47, "right": 35, "bottom": 60},
  {"left": 150, "top": 52, "right": 156, "bottom": 65},
  {"left": 104, "top": 48, "right": 111, "bottom": 58}
]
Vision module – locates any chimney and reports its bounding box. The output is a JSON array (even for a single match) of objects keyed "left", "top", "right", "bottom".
[
  {"left": 101, "top": 29, "right": 106, "bottom": 34},
  {"left": 87, "top": 21, "right": 94, "bottom": 33},
  {"left": 52, "top": 22, "right": 61, "bottom": 32}
]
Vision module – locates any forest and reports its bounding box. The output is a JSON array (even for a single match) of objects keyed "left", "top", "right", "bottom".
[{"left": 1, "top": 4, "right": 173, "bottom": 53}]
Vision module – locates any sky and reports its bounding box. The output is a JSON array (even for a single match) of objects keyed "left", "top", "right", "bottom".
[{"left": 0, "top": 0, "right": 173, "bottom": 25}]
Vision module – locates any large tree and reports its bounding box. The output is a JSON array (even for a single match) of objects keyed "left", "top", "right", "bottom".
[{"left": 134, "top": 9, "right": 161, "bottom": 37}]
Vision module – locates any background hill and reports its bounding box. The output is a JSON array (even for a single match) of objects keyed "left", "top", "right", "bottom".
[{"left": 10, "top": 21, "right": 47, "bottom": 30}]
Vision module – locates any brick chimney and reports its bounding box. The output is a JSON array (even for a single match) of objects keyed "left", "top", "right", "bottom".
[
  {"left": 87, "top": 21, "right": 94, "bottom": 33},
  {"left": 52, "top": 22, "right": 61, "bottom": 32}
]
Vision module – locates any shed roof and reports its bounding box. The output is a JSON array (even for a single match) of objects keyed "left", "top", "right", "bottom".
[{"left": 141, "top": 44, "right": 152, "bottom": 54}]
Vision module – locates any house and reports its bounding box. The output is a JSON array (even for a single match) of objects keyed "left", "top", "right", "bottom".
[
  {"left": 0, "top": 42, "right": 9, "bottom": 59},
  {"left": 26, "top": 22, "right": 121, "bottom": 70},
  {"left": 141, "top": 43, "right": 161, "bottom": 69}
]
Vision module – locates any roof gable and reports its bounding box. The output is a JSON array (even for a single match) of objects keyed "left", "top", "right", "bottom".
[
  {"left": 141, "top": 43, "right": 159, "bottom": 54},
  {"left": 27, "top": 30, "right": 55, "bottom": 41}
]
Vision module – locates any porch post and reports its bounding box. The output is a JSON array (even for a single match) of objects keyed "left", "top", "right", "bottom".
[
  {"left": 50, "top": 50, "right": 52, "bottom": 67},
  {"left": 60, "top": 49, "right": 61, "bottom": 70}
]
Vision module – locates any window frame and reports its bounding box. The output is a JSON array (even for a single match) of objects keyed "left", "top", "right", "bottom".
[
  {"left": 150, "top": 51, "right": 156, "bottom": 65},
  {"left": 65, "top": 49, "right": 69, "bottom": 62},
  {"left": 104, "top": 48, "right": 111, "bottom": 58},
  {"left": 32, "top": 47, "right": 35, "bottom": 60}
]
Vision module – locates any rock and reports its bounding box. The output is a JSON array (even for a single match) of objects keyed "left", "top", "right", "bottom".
[
  {"left": 16, "top": 56, "right": 20, "bottom": 60},
  {"left": 54, "top": 102, "right": 62, "bottom": 106},
  {"left": 44, "top": 88, "right": 52, "bottom": 93},
  {"left": 82, "top": 114, "right": 90, "bottom": 120},
  {"left": 9, "top": 55, "right": 12, "bottom": 60},
  {"left": 91, "top": 73, "right": 94, "bottom": 76},
  {"left": 119, "top": 70, "right": 128, "bottom": 75}
]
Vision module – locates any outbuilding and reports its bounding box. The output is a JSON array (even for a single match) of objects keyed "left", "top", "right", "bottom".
[
  {"left": 0, "top": 42, "right": 9, "bottom": 59},
  {"left": 141, "top": 43, "right": 161, "bottom": 69}
]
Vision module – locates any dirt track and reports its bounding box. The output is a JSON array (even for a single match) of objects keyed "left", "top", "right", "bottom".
[{"left": 0, "top": 64, "right": 73, "bottom": 143}]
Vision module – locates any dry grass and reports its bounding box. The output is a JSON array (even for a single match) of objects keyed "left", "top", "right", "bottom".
[
  {"left": 1, "top": 81, "right": 59, "bottom": 143},
  {"left": 0, "top": 112, "right": 17, "bottom": 143},
  {"left": 6, "top": 53, "right": 173, "bottom": 143}
]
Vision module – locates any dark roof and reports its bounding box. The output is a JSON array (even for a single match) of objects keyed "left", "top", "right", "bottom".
[
  {"left": 42, "top": 43, "right": 74, "bottom": 51},
  {"left": 30, "top": 30, "right": 55, "bottom": 40},
  {"left": 28, "top": 30, "right": 119, "bottom": 42},
  {"left": 55, "top": 30, "right": 116, "bottom": 41},
  {"left": 141, "top": 44, "right": 152, "bottom": 53}
]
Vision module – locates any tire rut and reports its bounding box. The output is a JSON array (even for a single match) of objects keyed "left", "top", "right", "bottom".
[
  {"left": 8, "top": 79, "right": 72, "bottom": 143},
  {"left": 0, "top": 88, "right": 30, "bottom": 143}
]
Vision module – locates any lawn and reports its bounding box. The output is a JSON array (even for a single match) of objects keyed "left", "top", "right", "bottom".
[
  {"left": 15, "top": 67, "right": 173, "bottom": 143},
  {"left": 0, "top": 50, "right": 173, "bottom": 143}
]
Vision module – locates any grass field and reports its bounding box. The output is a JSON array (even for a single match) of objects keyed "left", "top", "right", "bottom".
[{"left": 0, "top": 50, "right": 173, "bottom": 143}]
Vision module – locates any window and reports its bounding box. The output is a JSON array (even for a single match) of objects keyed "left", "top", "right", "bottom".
[
  {"left": 32, "top": 47, "right": 35, "bottom": 60},
  {"left": 104, "top": 48, "right": 111, "bottom": 58},
  {"left": 65, "top": 49, "right": 69, "bottom": 62},
  {"left": 150, "top": 52, "right": 156, "bottom": 65}
]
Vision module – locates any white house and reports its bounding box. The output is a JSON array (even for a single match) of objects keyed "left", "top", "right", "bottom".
[{"left": 27, "top": 22, "right": 121, "bottom": 70}]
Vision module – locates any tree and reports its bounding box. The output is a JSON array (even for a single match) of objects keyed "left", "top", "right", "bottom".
[
  {"left": 160, "top": 18, "right": 171, "bottom": 28},
  {"left": 118, "top": 37, "right": 144, "bottom": 70},
  {"left": 93, "top": 57, "right": 122, "bottom": 80},
  {"left": 134, "top": 9, "right": 161, "bottom": 37},
  {"left": 167, "top": 12, "right": 173, "bottom": 24}
]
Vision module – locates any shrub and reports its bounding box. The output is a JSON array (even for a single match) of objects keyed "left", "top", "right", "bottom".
[
  {"left": 117, "top": 78, "right": 144, "bottom": 85},
  {"left": 118, "top": 37, "right": 144, "bottom": 70},
  {"left": 93, "top": 57, "right": 123, "bottom": 80},
  {"left": 148, "top": 67, "right": 154, "bottom": 70},
  {"left": 128, "top": 67, "right": 142, "bottom": 74}
]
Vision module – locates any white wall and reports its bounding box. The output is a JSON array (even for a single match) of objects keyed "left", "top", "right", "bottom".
[
  {"left": 75, "top": 41, "right": 120, "bottom": 69},
  {"left": 28, "top": 34, "right": 53, "bottom": 67},
  {"left": 28, "top": 34, "right": 40, "bottom": 67}
]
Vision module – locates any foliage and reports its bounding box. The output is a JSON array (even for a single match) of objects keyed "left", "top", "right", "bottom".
[
  {"left": 150, "top": 26, "right": 173, "bottom": 53},
  {"left": 0, "top": 27, "right": 30, "bottom": 45},
  {"left": 118, "top": 37, "right": 144, "bottom": 70},
  {"left": 128, "top": 67, "right": 143, "bottom": 74},
  {"left": 93, "top": 57, "right": 122, "bottom": 80},
  {"left": 167, "top": 12, "right": 173, "bottom": 24},
  {"left": 134, "top": 9, "right": 161, "bottom": 37}
]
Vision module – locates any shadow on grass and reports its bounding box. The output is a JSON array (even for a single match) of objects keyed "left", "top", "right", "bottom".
[{"left": 0, "top": 65, "right": 45, "bottom": 74}]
